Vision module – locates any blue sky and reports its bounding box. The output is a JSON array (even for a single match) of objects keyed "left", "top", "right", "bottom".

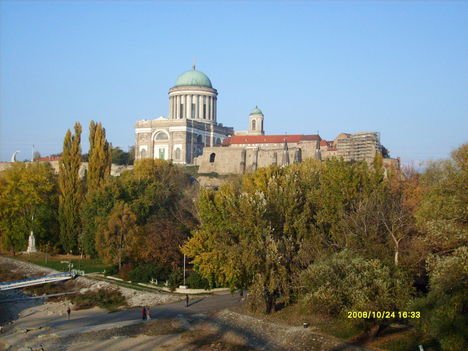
[{"left": 1, "top": 1, "right": 467, "bottom": 165}]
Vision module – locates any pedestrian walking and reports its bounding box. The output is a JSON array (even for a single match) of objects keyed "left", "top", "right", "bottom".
[
  {"left": 67, "top": 306, "right": 71, "bottom": 320},
  {"left": 146, "top": 306, "right": 151, "bottom": 321},
  {"left": 185, "top": 294, "right": 189, "bottom": 307},
  {"left": 142, "top": 307, "right": 146, "bottom": 320}
]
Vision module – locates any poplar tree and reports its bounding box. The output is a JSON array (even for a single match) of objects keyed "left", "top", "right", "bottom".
[
  {"left": 59, "top": 122, "right": 83, "bottom": 253},
  {"left": 87, "top": 121, "right": 111, "bottom": 193}
]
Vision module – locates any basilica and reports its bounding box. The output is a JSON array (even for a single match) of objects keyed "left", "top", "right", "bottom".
[
  {"left": 134, "top": 66, "right": 234, "bottom": 164},
  {"left": 135, "top": 67, "right": 390, "bottom": 175}
]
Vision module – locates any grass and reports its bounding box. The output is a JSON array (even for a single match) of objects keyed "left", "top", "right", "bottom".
[
  {"left": 373, "top": 330, "right": 441, "bottom": 351},
  {"left": 233, "top": 302, "right": 363, "bottom": 341},
  {"left": 70, "top": 287, "right": 127, "bottom": 311},
  {"left": 3, "top": 252, "right": 112, "bottom": 274},
  {"left": 183, "top": 165, "right": 200, "bottom": 177}
]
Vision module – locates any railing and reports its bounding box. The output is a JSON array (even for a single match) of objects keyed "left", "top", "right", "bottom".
[{"left": 0, "top": 270, "right": 84, "bottom": 291}]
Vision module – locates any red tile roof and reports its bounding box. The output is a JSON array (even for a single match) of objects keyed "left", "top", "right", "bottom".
[
  {"left": 38, "top": 156, "right": 61, "bottom": 161},
  {"left": 224, "top": 134, "right": 321, "bottom": 146},
  {"left": 320, "top": 140, "right": 328, "bottom": 146}
]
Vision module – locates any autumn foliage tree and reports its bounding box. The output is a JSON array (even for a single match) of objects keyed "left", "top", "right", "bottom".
[
  {"left": 0, "top": 162, "right": 59, "bottom": 254},
  {"left": 87, "top": 121, "right": 111, "bottom": 193},
  {"left": 96, "top": 201, "right": 139, "bottom": 270},
  {"left": 58, "top": 122, "right": 83, "bottom": 254}
]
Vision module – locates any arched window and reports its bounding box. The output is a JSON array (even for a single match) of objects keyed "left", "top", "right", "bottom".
[
  {"left": 209, "top": 153, "right": 216, "bottom": 163},
  {"left": 155, "top": 131, "right": 169, "bottom": 141},
  {"left": 174, "top": 148, "right": 181, "bottom": 160},
  {"left": 252, "top": 119, "right": 256, "bottom": 131}
]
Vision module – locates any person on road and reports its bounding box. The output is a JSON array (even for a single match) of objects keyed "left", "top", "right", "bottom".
[
  {"left": 185, "top": 294, "right": 189, "bottom": 307},
  {"left": 146, "top": 306, "right": 151, "bottom": 320},
  {"left": 67, "top": 306, "right": 71, "bottom": 321}
]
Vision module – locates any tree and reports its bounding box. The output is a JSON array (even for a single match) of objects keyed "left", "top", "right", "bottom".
[
  {"left": 412, "top": 247, "right": 468, "bottom": 351},
  {"left": 341, "top": 187, "right": 415, "bottom": 266},
  {"left": 183, "top": 162, "right": 322, "bottom": 313},
  {"left": 87, "top": 121, "right": 111, "bottom": 193},
  {"left": 129, "top": 216, "right": 188, "bottom": 269},
  {"left": 58, "top": 122, "right": 83, "bottom": 253},
  {"left": 33, "top": 151, "right": 41, "bottom": 161},
  {"left": 300, "top": 250, "right": 412, "bottom": 336},
  {"left": 0, "top": 163, "right": 59, "bottom": 254},
  {"left": 80, "top": 179, "right": 121, "bottom": 257},
  {"left": 95, "top": 201, "right": 139, "bottom": 270},
  {"left": 111, "top": 146, "right": 134, "bottom": 165},
  {"left": 409, "top": 144, "right": 468, "bottom": 350}
]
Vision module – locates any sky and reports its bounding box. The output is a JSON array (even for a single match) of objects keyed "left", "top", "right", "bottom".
[{"left": 1, "top": 1, "right": 467, "bottom": 165}]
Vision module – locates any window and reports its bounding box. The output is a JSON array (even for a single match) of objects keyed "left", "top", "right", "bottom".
[
  {"left": 158, "top": 148, "right": 165, "bottom": 160},
  {"left": 209, "top": 153, "right": 216, "bottom": 163},
  {"left": 203, "top": 104, "right": 206, "bottom": 119},
  {"left": 174, "top": 148, "right": 181, "bottom": 160},
  {"left": 191, "top": 103, "right": 196, "bottom": 118},
  {"left": 180, "top": 104, "right": 184, "bottom": 118},
  {"left": 252, "top": 119, "right": 256, "bottom": 131},
  {"left": 155, "top": 132, "right": 169, "bottom": 140}
]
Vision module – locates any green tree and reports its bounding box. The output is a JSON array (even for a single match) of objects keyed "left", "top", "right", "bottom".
[
  {"left": 300, "top": 250, "right": 412, "bottom": 335},
  {"left": 412, "top": 247, "right": 468, "bottom": 351},
  {"left": 87, "top": 121, "right": 111, "bottom": 193},
  {"left": 96, "top": 201, "right": 139, "bottom": 270},
  {"left": 409, "top": 144, "right": 468, "bottom": 350},
  {"left": 0, "top": 163, "right": 59, "bottom": 254},
  {"left": 183, "top": 162, "right": 322, "bottom": 313},
  {"left": 80, "top": 180, "right": 121, "bottom": 257},
  {"left": 59, "top": 122, "right": 83, "bottom": 253}
]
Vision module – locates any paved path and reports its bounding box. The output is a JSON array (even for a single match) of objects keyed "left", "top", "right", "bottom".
[{"left": 11, "top": 291, "right": 242, "bottom": 334}]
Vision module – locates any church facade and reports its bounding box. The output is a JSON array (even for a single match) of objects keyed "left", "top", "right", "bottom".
[{"left": 135, "top": 66, "right": 233, "bottom": 164}]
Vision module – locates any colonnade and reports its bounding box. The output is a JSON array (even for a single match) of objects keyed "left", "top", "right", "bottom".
[{"left": 169, "top": 94, "right": 217, "bottom": 122}]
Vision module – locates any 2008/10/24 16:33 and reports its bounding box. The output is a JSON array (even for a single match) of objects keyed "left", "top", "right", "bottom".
[{"left": 347, "top": 311, "right": 421, "bottom": 319}]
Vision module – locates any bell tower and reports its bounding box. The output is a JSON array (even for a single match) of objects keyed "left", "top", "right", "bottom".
[{"left": 248, "top": 106, "right": 264, "bottom": 135}]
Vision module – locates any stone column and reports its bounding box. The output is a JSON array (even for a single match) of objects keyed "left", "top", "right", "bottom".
[
  {"left": 185, "top": 95, "right": 189, "bottom": 119},
  {"left": 194, "top": 95, "right": 199, "bottom": 119},
  {"left": 175, "top": 95, "right": 179, "bottom": 119},
  {"left": 171, "top": 96, "right": 175, "bottom": 119},
  {"left": 213, "top": 97, "right": 217, "bottom": 122},
  {"left": 199, "top": 95, "right": 204, "bottom": 119},
  {"left": 210, "top": 96, "right": 214, "bottom": 121}
]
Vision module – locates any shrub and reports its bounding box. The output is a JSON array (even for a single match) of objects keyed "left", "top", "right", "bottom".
[
  {"left": 168, "top": 269, "right": 183, "bottom": 291},
  {"left": 71, "top": 287, "right": 126, "bottom": 311},
  {"left": 127, "top": 263, "right": 171, "bottom": 283},
  {"left": 300, "top": 250, "right": 412, "bottom": 323},
  {"left": 187, "top": 270, "right": 211, "bottom": 290},
  {"left": 104, "top": 264, "right": 119, "bottom": 276}
]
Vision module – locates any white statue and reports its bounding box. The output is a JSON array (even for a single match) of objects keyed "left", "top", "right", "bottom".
[
  {"left": 10, "top": 150, "right": 20, "bottom": 162},
  {"left": 27, "top": 231, "right": 37, "bottom": 253}
]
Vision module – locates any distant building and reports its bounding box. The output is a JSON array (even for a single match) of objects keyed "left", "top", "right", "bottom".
[{"left": 321, "top": 132, "right": 382, "bottom": 162}]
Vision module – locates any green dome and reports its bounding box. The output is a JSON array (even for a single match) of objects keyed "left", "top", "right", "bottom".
[
  {"left": 174, "top": 67, "right": 213, "bottom": 88},
  {"left": 249, "top": 106, "right": 263, "bottom": 115}
]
